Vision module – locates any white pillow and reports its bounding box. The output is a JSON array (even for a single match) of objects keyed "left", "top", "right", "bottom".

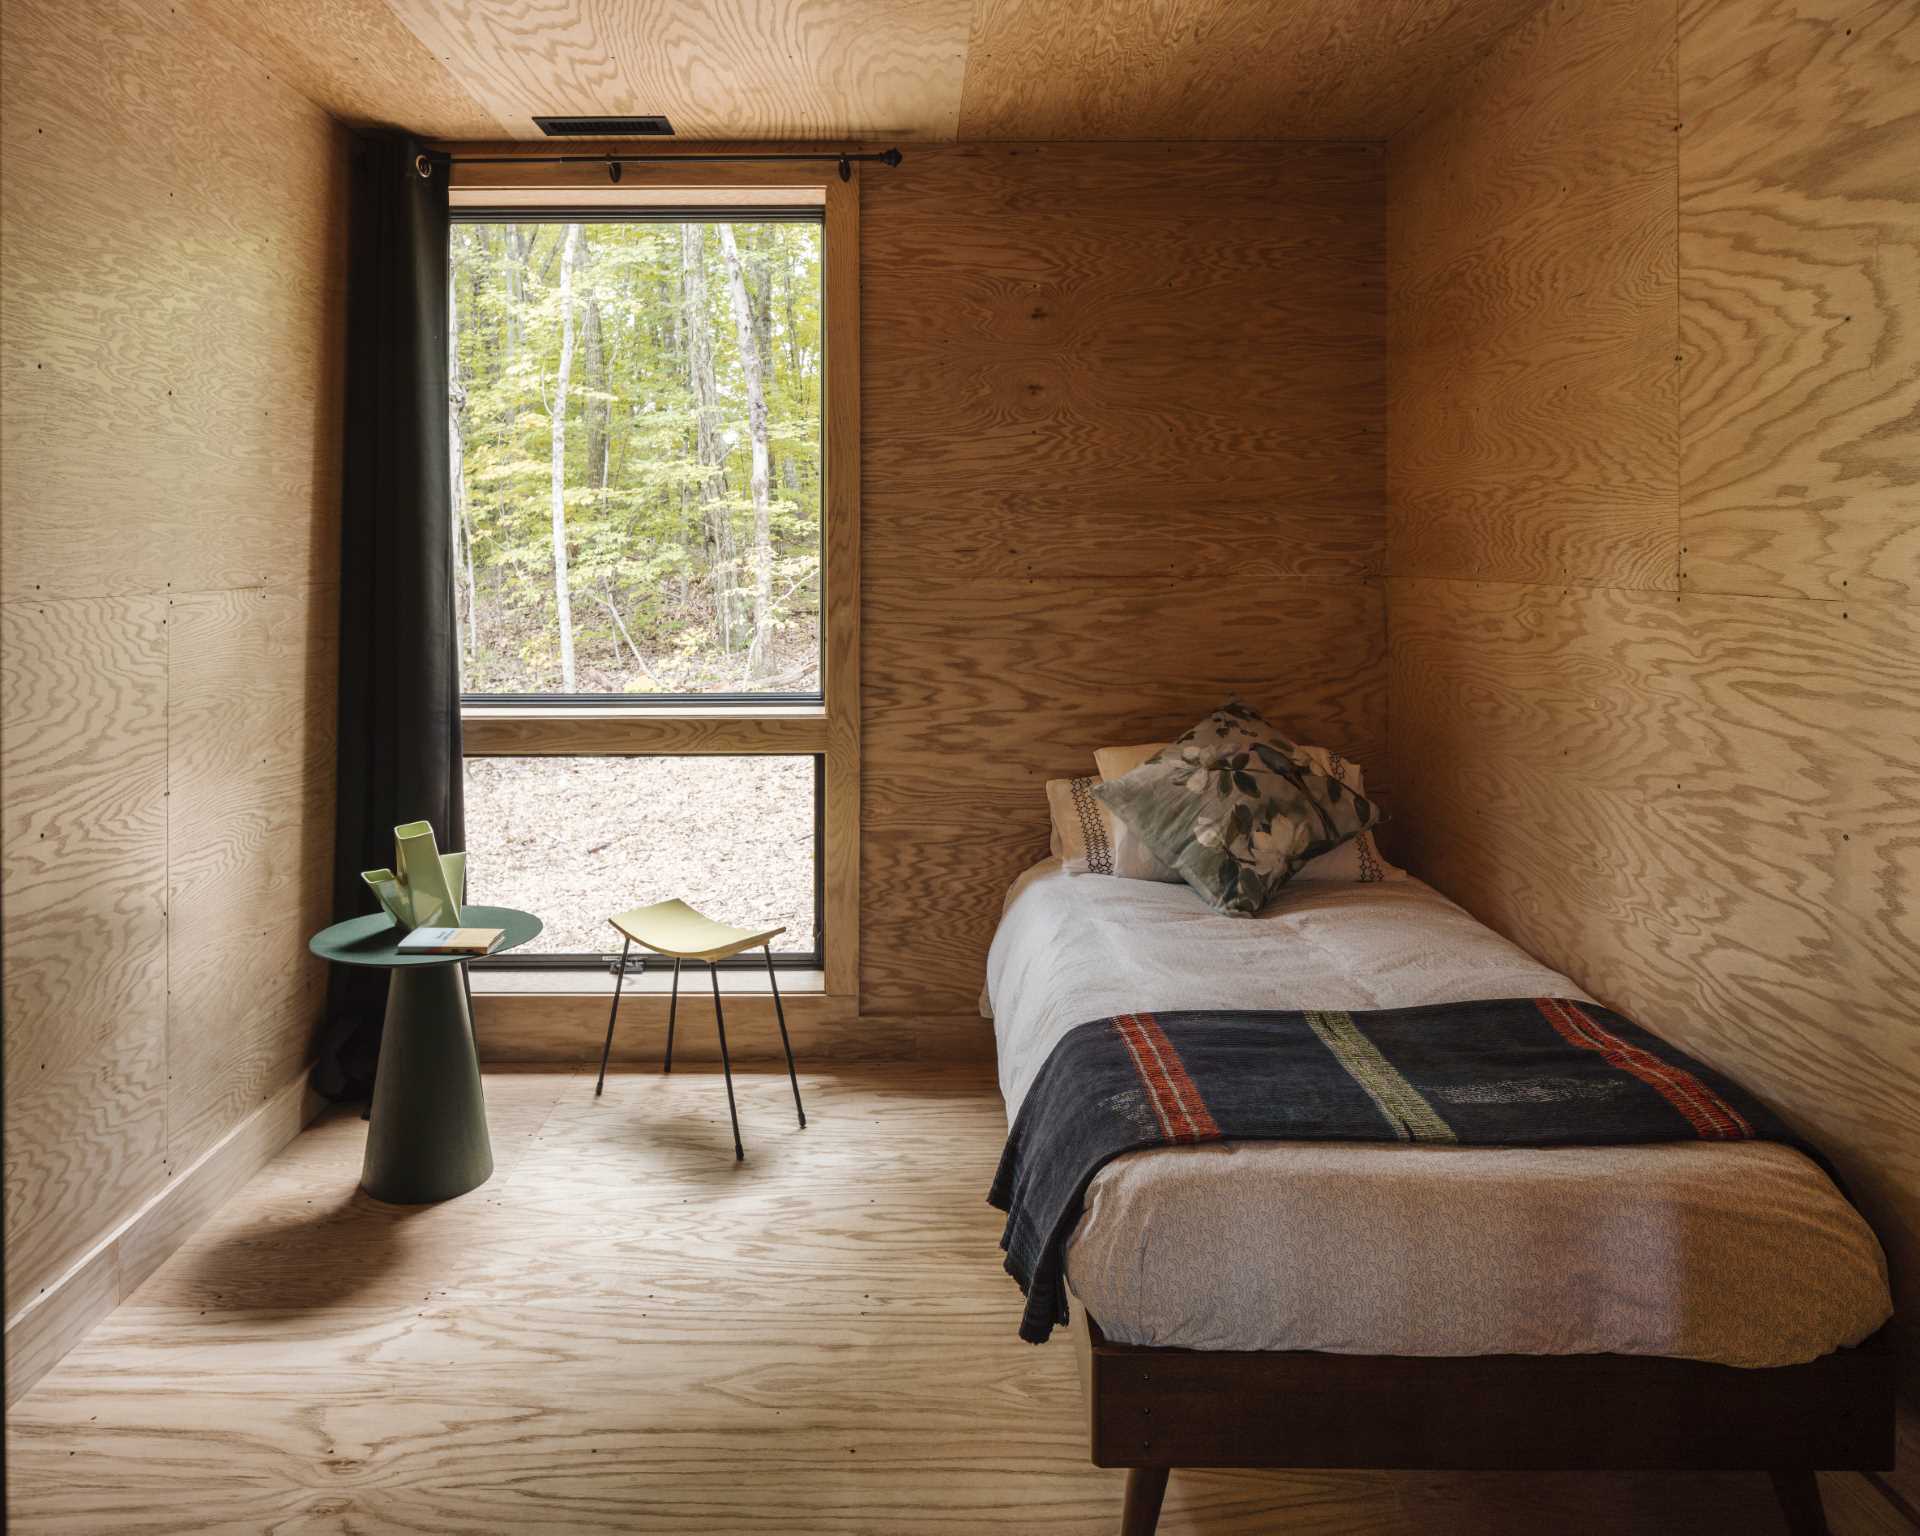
[
  {"left": 1044, "top": 776, "right": 1179, "bottom": 880},
  {"left": 1095, "top": 741, "right": 1403, "bottom": 884},
  {"left": 1086, "top": 745, "right": 1181, "bottom": 880}
]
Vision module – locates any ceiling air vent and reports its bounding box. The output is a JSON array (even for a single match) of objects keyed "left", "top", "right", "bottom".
[{"left": 533, "top": 115, "right": 674, "bottom": 137}]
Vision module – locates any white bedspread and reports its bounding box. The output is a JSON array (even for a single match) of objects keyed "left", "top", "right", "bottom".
[{"left": 984, "top": 863, "right": 1892, "bottom": 1365}]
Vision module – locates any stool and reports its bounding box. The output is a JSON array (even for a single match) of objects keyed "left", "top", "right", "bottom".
[{"left": 595, "top": 898, "right": 807, "bottom": 1159}]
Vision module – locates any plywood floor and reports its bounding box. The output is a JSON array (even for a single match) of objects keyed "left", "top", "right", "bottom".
[{"left": 5, "top": 1063, "right": 1913, "bottom": 1534}]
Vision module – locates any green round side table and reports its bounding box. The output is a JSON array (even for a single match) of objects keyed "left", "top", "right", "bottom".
[{"left": 309, "top": 904, "right": 541, "bottom": 1203}]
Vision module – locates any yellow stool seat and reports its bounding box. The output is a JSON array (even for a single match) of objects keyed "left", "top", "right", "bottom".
[
  {"left": 609, "top": 897, "right": 785, "bottom": 962},
  {"left": 596, "top": 898, "right": 804, "bottom": 1160}
]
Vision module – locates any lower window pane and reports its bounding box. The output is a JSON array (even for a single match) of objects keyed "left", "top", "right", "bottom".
[{"left": 462, "top": 755, "right": 817, "bottom": 959}]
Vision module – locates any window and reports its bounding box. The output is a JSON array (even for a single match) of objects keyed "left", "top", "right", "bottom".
[
  {"left": 450, "top": 215, "right": 824, "bottom": 700},
  {"left": 448, "top": 168, "right": 857, "bottom": 994},
  {"left": 463, "top": 755, "right": 822, "bottom": 966}
]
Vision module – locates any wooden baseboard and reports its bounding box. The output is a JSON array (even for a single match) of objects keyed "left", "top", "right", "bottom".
[
  {"left": 4, "top": 1071, "right": 323, "bottom": 1407},
  {"left": 471, "top": 991, "right": 993, "bottom": 1066}
]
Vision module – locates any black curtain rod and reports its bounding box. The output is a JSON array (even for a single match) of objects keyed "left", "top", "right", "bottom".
[{"left": 421, "top": 147, "right": 901, "bottom": 183}]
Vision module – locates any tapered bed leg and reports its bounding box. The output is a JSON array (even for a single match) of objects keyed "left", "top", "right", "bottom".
[
  {"left": 709, "top": 962, "right": 744, "bottom": 1161},
  {"left": 1770, "top": 1471, "right": 1828, "bottom": 1536},
  {"left": 1120, "top": 1467, "right": 1168, "bottom": 1536}
]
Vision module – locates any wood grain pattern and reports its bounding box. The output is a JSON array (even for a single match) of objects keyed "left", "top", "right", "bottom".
[
  {"left": 1, "top": 0, "right": 345, "bottom": 1390},
  {"left": 1, "top": 599, "right": 171, "bottom": 1321},
  {"left": 385, "top": 0, "right": 978, "bottom": 141},
  {"left": 862, "top": 576, "right": 1388, "bottom": 1011},
  {"left": 1387, "top": 0, "right": 1679, "bottom": 592},
  {"left": 0, "top": 0, "right": 350, "bottom": 603},
  {"left": 177, "top": 0, "right": 507, "bottom": 137},
  {"left": 138, "top": 0, "right": 1557, "bottom": 142},
  {"left": 957, "top": 0, "right": 1547, "bottom": 141},
  {"left": 2, "top": 1074, "right": 321, "bottom": 1407},
  {"left": 163, "top": 597, "right": 336, "bottom": 1166},
  {"left": 859, "top": 142, "right": 1387, "bottom": 1013},
  {"left": 1678, "top": 0, "right": 1920, "bottom": 603},
  {"left": 1387, "top": 575, "right": 1920, "bottom": 1360},
  {"left": 1386, "top": 0, "right": 1920, "bottom": 1390},
  {"left": 4, "top": 1066, "right": 1904, "bottom": 1533}
]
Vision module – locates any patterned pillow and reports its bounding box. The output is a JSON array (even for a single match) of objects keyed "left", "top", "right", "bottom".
[
  {"left": 1093, "top": 702, "right": 1383, "bottom": 916},
  {"left": 1095, "top": 741, "right": 1402, "bottom": 884}
]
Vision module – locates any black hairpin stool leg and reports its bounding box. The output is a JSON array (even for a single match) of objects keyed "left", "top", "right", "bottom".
[
  {"left": 663, "top": 957, "right": 681, "bottom": 1074},
  {"left": 763, "top": 945, "right": 806, "bottom": 1128},
  {"left": 595, "top": 936, "right": 631, "bottom": 1097},
  {"left": 709, "top": 962, "right": 744, "bottom": 1161}
]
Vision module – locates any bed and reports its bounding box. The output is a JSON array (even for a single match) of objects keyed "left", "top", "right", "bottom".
[{"left": 984, "top": 861, "right": 1896, "bottom": 1535}]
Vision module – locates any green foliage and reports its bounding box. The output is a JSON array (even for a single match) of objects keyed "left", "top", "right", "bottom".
[{"left": 451, "top": 220, "right": 823, "bottom": 694}]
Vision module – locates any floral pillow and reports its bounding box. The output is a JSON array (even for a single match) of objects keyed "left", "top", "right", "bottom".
[{"left": 1092, "top": 702, "right": 1383, "bottom": 916}]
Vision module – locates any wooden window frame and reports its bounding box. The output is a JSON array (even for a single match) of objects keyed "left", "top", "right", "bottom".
[{"left": 447, "top": 156, "right": 860, "bottom": 1003}]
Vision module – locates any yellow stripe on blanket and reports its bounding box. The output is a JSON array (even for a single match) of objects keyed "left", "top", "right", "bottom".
[{"left": 1304, "top": 1010, "right": 1458, "bottom": 1143}]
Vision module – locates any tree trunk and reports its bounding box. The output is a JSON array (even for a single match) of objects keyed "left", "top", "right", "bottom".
[
  {"left": 447, "top": 259, "right": 479, "bottom": 657},
  {"left": 719, "top": 223, "right": 775, "bottom": 680},
  {"left": 583, "top": 282, "right": 610, "bottom": 496},
  {"left": 681, "top": 222, "right": 734, "bottom": 657},
  {"left": 549, "top": 222, "right": 582, "bottom": 691},
  {"left": 780, "top": 228, "right": 807, "bottom": 496},
  {"left": 504, "top": 225, "right": 528, "bottom": 429},
  {"left": 783, "top": 227, "right": 803, "bottom": 378}
]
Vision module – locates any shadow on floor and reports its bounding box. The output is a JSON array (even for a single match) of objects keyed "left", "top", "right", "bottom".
[{"left": 166, "top": 1182, "right": 438, "bottom": 1312}]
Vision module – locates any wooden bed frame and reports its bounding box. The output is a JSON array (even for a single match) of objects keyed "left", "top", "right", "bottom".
[{"left": 1071, "top": 1308, "right": 1895, "bottom": 1535}]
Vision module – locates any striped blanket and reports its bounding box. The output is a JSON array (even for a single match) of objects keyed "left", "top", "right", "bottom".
[{"left": 988, "top": 997, "right": 1803, "bottom": 1344}]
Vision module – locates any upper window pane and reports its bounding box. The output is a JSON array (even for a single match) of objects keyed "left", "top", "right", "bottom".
[{"left": 450, "top": 218, "right": 823, "bottom": 698}]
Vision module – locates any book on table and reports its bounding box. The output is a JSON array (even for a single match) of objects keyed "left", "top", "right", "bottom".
[{"left": 398, "top": 926, "right": 505, "bottom": 956}]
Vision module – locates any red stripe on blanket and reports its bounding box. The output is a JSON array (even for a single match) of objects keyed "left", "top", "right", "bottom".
[
  {"left": 1535, "top": 997, "right": 1751, "bottom": 1139},
  {"left": 1134, "top": 1012, "right": 1221, "bottom": 1142},
  {"left": 1113, "top": 1012, "right": 1220, "bottom": 1144},
  {"left": 1112, "top": 1014, "right": 1177, "bottom": 1140}
]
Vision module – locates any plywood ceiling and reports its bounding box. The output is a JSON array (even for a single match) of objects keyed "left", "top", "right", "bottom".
[{"left": 190, "top": 0, "right": 1549, "bottom": 142}]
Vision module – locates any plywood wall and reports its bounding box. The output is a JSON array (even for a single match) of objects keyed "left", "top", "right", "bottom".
[
  {"left": 1389, "top": 0, "right": 1920, "bottom": 1372},
  {"left": 861, "top": 142, "right": 1388, "bottom": 1013},
  {"left": 1, "top": 0, "right": 346, "bottom": 1344}
]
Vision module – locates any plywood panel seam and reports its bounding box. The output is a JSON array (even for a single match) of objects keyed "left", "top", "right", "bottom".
[
  {"left": 1389, "top": 571, "right": 1902, "bottom": 616},
  {"left": 1385, "top": 571, "right": 1690, "bottom": 599},
  {"left": 0, "top": 584, "right": 341, "bottom": 617},
  {"left": 163, "top": 580, "right": 341, "bottom": 600}
]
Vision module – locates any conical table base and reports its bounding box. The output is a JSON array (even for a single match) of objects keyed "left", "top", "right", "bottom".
[{"left": 362, "top": 965, "right": 494, "bottom": 1203}]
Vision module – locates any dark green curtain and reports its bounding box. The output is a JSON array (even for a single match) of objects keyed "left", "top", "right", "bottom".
[{"left": 315, "top": 135, "right": 464, "bottom": 1101}]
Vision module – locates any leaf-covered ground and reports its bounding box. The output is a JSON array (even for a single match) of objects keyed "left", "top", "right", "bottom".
[{"left": 464, "top": 755, "right": 815, "bottom": 958}]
